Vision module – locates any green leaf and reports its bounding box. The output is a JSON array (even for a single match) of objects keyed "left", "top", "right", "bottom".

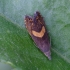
[{"left": 0, "top": 0, "right": 70, "bottom": 70}]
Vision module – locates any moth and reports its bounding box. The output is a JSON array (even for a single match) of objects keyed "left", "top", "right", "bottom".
[{"left": 24, "top": 11, "right": 51, "bottom": 60}]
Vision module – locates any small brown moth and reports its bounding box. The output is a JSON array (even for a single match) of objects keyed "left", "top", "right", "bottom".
[{"left": 24, "top": 11, "right": 51, "bottom": 60}]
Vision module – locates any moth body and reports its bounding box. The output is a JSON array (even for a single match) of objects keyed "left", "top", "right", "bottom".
[{"left": 24, "top": 11, "right": 51, "bottom": 60}]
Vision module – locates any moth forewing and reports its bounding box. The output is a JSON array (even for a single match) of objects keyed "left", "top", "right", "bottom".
[{"left": 24, "top": 11, "right": 51, "bottom": 60}]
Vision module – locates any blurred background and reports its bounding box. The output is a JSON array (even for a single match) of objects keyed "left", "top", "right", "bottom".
[{"left": 0, "top": 0, "right": 70, "bottom": 70}]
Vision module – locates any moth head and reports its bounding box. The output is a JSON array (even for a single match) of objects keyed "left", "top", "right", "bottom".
[
  {"left": 33, "top": 11, "right": 43, "bottom": 24},
  {"left": 34, "top": 11, "right": 41, "bottom": 19},
  {"left": 25, "top": 15, "right": 32, "bottom": 23}
]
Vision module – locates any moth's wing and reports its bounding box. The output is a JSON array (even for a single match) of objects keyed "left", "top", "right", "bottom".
[
  {"left": 24, "top": 12, "right": 51, "bottom": 60},
  {"left": 31, "top": 12, "right": 51, "bottom": 60},
  {"left": 24, "top": 15, "right": 33, "bottom": 35}
]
